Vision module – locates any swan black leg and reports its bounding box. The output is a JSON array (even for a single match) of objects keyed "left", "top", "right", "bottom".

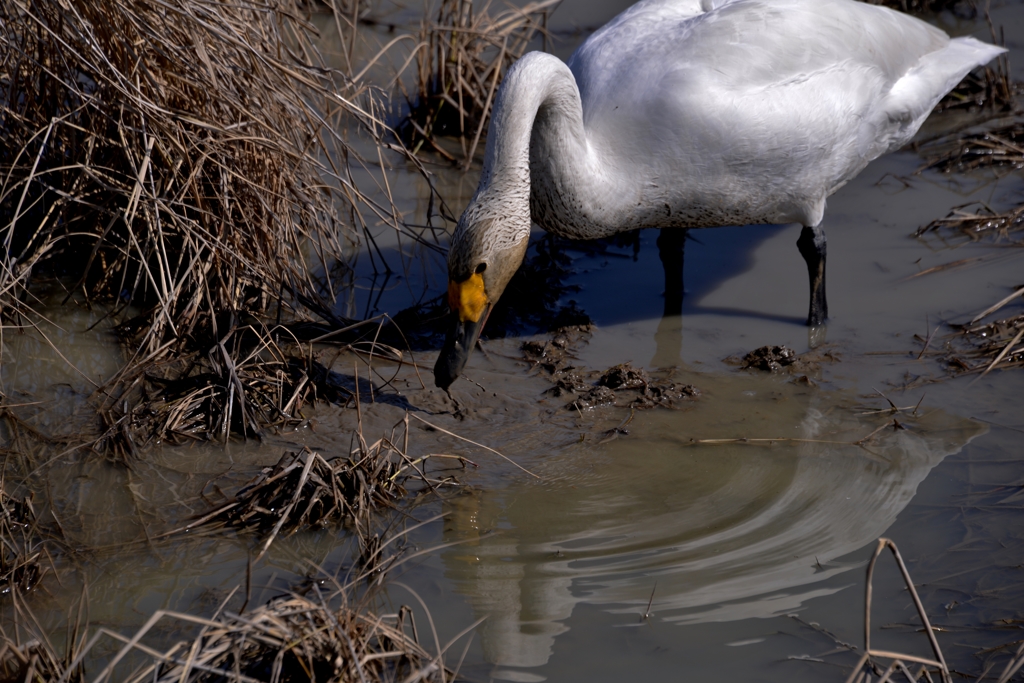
[{"left": 797, "top": 224, "right": 828, "bottom": 326}]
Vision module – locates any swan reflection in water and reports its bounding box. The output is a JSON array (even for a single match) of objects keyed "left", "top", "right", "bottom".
[{"left": 439, "top": 376, "right": 982, "bottom": 676}]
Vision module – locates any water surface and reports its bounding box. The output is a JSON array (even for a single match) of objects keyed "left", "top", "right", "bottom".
[{"left": 3, "top": 1, "right": 1024, "bottom": 681}]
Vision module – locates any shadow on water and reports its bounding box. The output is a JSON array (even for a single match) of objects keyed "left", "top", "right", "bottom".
[{"left": 339, "top": 221, "right": 790, "bottom": 354}]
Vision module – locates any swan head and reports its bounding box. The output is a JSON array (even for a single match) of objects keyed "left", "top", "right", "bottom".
[{"left": 434, "top": 200, "right": 530, "bottom": 389}]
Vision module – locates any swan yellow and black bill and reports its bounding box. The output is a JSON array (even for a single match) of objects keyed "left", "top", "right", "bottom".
[
  {"left": 435, "top": 273, "right": 491, "bottom": 389},
  {"left": 448, "top": 273, "right": 487, "bottom": 322}
]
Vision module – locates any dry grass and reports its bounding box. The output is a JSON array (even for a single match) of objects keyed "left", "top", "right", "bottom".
[
  {"left": 0, "top": 563, "right": 468, "bottom": 683},
  {"left": 0, "top": 482, "right": 45, "bottom": 596},
  {"left": 0, "top": 414, "right": 475, "bottom": 682},
  {"left": 942, "top": 285, "right": 1024, "bottom": 376},
  {"left": 0, "top": 583, "right": 90, "bottom": 682},
  {"left": 914, "top": 202, "right": 1024, "bottom": 243},
  {"left": 906, "top": 280, "right": 1024, "bottom": 377},
  {"left": 918, "top": 121, "right": 1024, "bottom": 174},
  {"left": 398, "top": 0, "right": 560, "bottom": 165},
  {"left": 1, "top": 0, "right": 354, "bottom": 346},
  {"left": 97, "top": 315, "right": 422, "bottom": 455},
  {"left": 0, "top": 0, "right": 424, "bottom": 451},
  {"left": 97, "top": 587, "right": 459, "bottom": 683},
  {"left": 176, "top": 431, "right": 467, "bottom": 562},
  {"left": 916, "top": 22, "right": 1022, "bottom": 170}
]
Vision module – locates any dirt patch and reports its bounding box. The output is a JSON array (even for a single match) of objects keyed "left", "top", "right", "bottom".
[{"left": 521, "top": 325, "right": 593, "bottom": 373}]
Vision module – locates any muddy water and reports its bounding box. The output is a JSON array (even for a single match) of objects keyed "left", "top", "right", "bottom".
[
  {"left": 437, "top": 393, "right": 983, "bottom": 675},
  {"left": 4, "top": 1, "right": 1024, "bottom": 681}
]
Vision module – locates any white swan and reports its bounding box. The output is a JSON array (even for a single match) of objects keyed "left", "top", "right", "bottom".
[{"left": 434, "top": 0, "right": 1004, "bottom": 389}]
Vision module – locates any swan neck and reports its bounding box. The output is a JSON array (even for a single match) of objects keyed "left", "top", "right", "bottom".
[{"left": 480, "top": 53, "right": 583, "bottom": 192}]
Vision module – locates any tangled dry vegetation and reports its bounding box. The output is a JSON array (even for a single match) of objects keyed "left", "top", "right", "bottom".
[
  {"left": 0, "top": 483, "right": 46, "bottom": 596},
  {"left": 177, "top": 429, "right": 468, "bottom": 562},
  {"left": 0, "top": 0, "right": 424, "bottom": 453},
  {"left": 939, "top": 285, "right": 1024, "bottom": 377},
  {"left": 97, "top": 316, "right": 425, "bottom": 457},
  {"left": 0, "top": 568, "right": 464, "bottom": 683},
  {"left": 399, "top": 0, "right": 559, "bottom": 164},
  {"left": 98, "top": 587, "right": 460, "bottom": 683},
  {"left": 905, "top": 26, "right": 1024, "bottom": 378},
  {"left": 0, "top": 415, "right": 468, "bottom": 681},
  {"left": 914, "top": 202, "right": 1024, "bottom": 243},
  {"left": 918, "top": 113, "right": 1024, "bottom": 175}
]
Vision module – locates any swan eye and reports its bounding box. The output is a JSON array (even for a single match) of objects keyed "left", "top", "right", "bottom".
[{"left": 475, "top": 263, "right": 487, "bottom": 274}]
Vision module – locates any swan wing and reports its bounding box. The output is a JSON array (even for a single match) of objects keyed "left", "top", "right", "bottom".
[
  {"left": 876, "top": 36, "right": 1006, "bottom": 156},
  {"left": 566, "top": 0, "right": 1003, "bottom": 224}
]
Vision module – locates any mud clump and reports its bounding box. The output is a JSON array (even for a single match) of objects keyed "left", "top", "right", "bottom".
[
  {"left": 598, "top": 364, "right": 650, "bottom": 390},
  {"left": 566, "top": 364, "right": 699, "bottom": 411},
  {"left": 566, "top": 386, "right": 618, "bottom": 411},
  {"left": 545, "top": 372, "right": 593, "bottom": 397},
  {"left": 730, "top": 345, "right": 839, "bottom": 375},
  {"left": 592, "top": 363, "right": 700, "bottom": 409},
  {"left": 521, "top": 325, "right": 593, "bottom": 373},
  {"left": 741, "top": 345, "right": 798, "bottom": 372},
  {"left": 790, "top": 374, "right": 818, "bottom": 387},
  {"left": 630, "top": 381, "right": 701, "bottom": 409},
  {"left": 521, "top": 328, "right": 701, "bottom": 413}
]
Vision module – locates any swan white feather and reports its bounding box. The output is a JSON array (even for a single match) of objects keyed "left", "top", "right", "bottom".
[{"left": 434, "top": 0, "right": 1005, "bottom": 388}]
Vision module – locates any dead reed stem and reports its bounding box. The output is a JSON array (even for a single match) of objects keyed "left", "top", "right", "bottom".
[
  {"left": 681, "top": 417, "right": 909, "bottom": 449},
  {"left": 408, "top": 412, "right": 540, "bottom": 478},
  {"left": 914, "top": 203, "right": 1024, "bottom": 244},
  {"left": 843, "top": 538, "right": 951, "bottom": 683}
]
